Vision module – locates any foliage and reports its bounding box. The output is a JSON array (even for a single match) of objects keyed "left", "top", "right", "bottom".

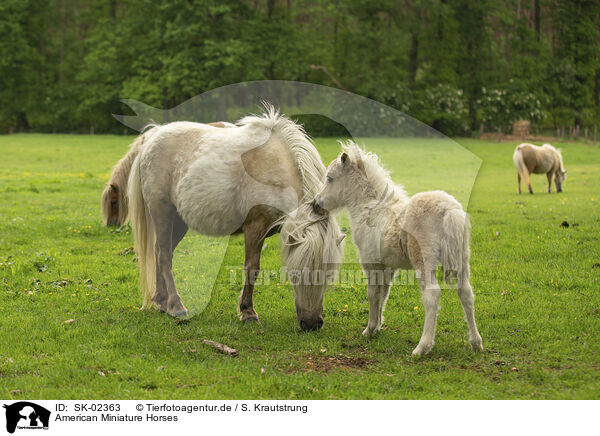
[
  {"left": 477, "top": 82, "right": 545, "bottom": 133},
  {"left": 0, "top": 0, "right": 599, "bottom": 135}
]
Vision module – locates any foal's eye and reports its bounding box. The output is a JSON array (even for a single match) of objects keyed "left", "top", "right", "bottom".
[{"left": 327, "top": 176, "right": 333, "bottom": 183}]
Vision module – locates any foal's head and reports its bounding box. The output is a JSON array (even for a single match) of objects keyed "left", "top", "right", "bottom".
[{"left": 313, "top": 149, "right": 367, "bottom": 214}]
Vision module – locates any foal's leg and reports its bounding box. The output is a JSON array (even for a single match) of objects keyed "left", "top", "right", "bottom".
[
  {"left": 456, "top": 279, "right": 483, "bottom": 352},
  {"left": 237, "top": 220, "right": 267, "bottom": 323},
  {"left": 413, "top": 265, "right": 441, "bottom": 357},
  {"left": 150, "top": 204, "right": 188, "bottom": 317},
  {"left": 517, "top": 173, "right": 521, "bottom": 194},
  {"left": 546, "top": 172, "right": 553, "bottom": 193},
  {"left": 362, "top": 267, "right": 393, "bottom": 337}
]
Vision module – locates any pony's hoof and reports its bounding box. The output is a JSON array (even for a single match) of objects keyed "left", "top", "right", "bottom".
[
  {"left": 167, "top": 302, "right": 189, "bottom": 318},
  {"left": 170, "top": 309, "right": 189, "bottom": 318},
  {"left": 242, "top": 316, "right": 258, "bottom": 324},
  {"left": 239, "top": 310, "right": 259, "bottom": 323},
  {"left": 362, "top": 327, "right": 378, "bottom": 338}
]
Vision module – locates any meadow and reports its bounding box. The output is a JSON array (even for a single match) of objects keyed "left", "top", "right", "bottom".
[{"left": 0, "top": 133, "right": 598, "bottom": 399}]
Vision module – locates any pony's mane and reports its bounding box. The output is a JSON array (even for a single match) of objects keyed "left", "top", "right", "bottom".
[
  {"left": 341, "top": 140, "right": 409, "bottom": 202},
  {"left": 238, "top": 105, "right": 325, "bottom": 200},
  {"left": 239, "top": 106, "right": 343, "bottom": 309},
  {"left": 542, "top": 143, "right": 566, "bottom": 171}
]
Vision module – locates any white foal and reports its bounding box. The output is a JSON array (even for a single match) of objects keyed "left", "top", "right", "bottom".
[{"left": 313, "top": 141, "right": 483, "bottom": 356}]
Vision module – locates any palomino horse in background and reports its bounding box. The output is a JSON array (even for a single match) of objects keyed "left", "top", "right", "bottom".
[
  {"left": 102, "top": 122, "right": 236, "bottom": 226},
  {"left": 127, "top": 108, "right": 344, "bottom": 330},
  {"left": 513, "top": 143, "right": 567, "bottom": 194}
]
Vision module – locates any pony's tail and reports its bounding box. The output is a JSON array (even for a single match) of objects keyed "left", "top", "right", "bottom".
[
  {"left": 513, "top": 145, "right": 527, "bottom": 178},
  {"left": 440, "top": 208, "right": 471, "bottom": 288},
  {"left": 128, "top": 156, "right": 156, "bottom": 309},
  {"left": 101, "top": 183, "right": 116, "bottom": 226}
]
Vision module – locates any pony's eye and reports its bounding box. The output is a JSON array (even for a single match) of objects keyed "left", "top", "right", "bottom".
[{"left": 327, "top": 176, "right": 333, "bottom": 183}]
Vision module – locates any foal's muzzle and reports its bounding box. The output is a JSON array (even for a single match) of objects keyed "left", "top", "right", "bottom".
[{"left": 312, "top": 199, "right": 325, "bottom": 215}]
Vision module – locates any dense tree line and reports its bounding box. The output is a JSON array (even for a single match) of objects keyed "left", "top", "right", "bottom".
[{"left": 0, "top": 0, "right": 599, "bottom": 136}]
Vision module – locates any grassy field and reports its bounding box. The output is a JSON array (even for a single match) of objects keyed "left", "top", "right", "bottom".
[{"left": 0, "top": 133, "right": 598, "bottom": 399}]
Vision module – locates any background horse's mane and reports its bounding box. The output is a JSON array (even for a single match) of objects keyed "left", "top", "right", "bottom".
[{"left": 341, "top": 140, "right": 409, "bottom": 202}]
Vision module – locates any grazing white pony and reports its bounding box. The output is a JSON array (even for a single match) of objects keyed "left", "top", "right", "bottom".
[
  {"left": 127, "top": 108, "right": 344, "bottom": 330},
  {"left": 313, "top": 141, "right": 483, "bottom": 356},
  {"left": 513, "top": 143, "right": 567, "bottom": 194}
]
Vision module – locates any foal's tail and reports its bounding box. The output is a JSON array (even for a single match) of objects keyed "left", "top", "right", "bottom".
[
  {"left": 128, "top": 155, "right": 156, "bottom": 309},
  {"left": 440, "top": 208, "right": 471, "bottom": 288}
]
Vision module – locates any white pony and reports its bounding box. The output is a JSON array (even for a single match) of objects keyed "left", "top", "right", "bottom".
[
  {"left": 127, "top": 108, "right": 344, "bottom": 330},
  {"left": 513, "top": 143, "right": 567, "bottom": 194},
  {"left": 313, "top": 141, "right": 483, "bottom": 356}
]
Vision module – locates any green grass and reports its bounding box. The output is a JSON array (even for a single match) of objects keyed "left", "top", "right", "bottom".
[{"left": 0, "top": 134, "right": 598, "bottom": 399}]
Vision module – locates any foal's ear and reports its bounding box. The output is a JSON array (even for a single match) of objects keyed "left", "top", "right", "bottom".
[
  {"left": 340, "top": 152, "right": 349, "bottom": 166},
  {"left": 110, "top": 183, "right": 119, "bottom": 192}
]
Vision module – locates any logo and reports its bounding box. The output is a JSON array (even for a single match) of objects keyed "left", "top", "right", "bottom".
[{"left": 3, "top": 402, "right": 50, "bottom": 433}]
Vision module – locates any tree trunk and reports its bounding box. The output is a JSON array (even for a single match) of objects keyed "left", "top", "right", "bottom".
[
  {"left": 534, "top": 0, "right": 541, "bottom": 42},
  {"left": 109, "top": 0, "right": 117, "bottom": 19},
  {"left": 59, "top": 0, "right": 66, "bottom": 83},
  {"left": 408, "top": 32, "right": 419, "bottom": 87},
  {"left": 266, "top": 0, "right": 275, "bottom": 19}
]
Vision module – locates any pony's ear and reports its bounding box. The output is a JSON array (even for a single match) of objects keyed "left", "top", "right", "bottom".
[
  {"left": 340, "top": 152, "right": 349, "bottom": 166},
  {"left": 110, "top": 183, "right": 118, "bottom": 192}
]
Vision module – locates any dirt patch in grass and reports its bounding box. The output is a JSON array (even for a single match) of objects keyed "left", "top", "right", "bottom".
[{"left": 283, "top": 354, "right": 374, "bottom": 373}]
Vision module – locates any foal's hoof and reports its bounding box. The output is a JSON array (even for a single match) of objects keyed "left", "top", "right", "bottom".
[
  {"left": 470, "top": 336, "right": 484, "bottom": 352},
  {"left": 411, "top": 343, "right": 433, "bottom": 357}
]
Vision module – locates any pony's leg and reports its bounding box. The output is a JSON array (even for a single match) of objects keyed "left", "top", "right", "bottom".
[
  {"left": 413, "top": 266, "right": 441, "bottom": 357},
  {"left": 457, "top": 280, "right": 483, "bottom": 352},
  {"left": 150, "top": 205, "right": 188, "bottom": 318},
  {"left": 523, "top": 171, "right": 533, "bottom": 194},
  {"left": 171, "top": 212, "right": 188, "bottom": 252},
  {"left": 546, "top": 172, "right": 553, "bottom": 193},
  {"left": 517, "top": 173, "right": 521, "bottom": 194},
  {"left": 237, "top": 221, "right": 266, "bottom": 323},
  {"left": 362, "top": 267, "right": 393, "bottom": 337}
]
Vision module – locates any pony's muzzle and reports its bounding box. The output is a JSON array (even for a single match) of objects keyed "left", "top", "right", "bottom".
[{"left": 299, "top": 317, "right": 324, "bottom": 332}]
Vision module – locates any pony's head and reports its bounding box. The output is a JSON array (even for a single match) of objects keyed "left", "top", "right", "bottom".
[
  {"left": 102, "top": 183, "right": 121, "bottom": 226},
  {"left": 281, "top": 203, "right": 345, "bottom": 331},
  {"left": 555, "top": 169, "right": 567, "bottom": 192},
  {"left": 553, "top": 147, "right": 567, "bottom": 192}
]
